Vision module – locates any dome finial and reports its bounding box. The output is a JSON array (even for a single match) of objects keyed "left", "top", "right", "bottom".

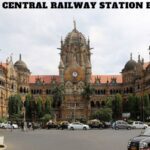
[
  {"left": 73, "top": 19, "right": 76, "bottom": 30},
  {"left": 19, "top": 54, "right": 22, "bottom": 61},
  {"left": 130, "top": 53, "right": 132, "bottom": 60}
]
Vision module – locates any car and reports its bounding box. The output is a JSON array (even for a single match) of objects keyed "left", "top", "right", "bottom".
[
  {"left": 87, "top": 119, "right": 103, "bottom": 129},
  {"left": 132, "top": 121, "right": 148, "bottom": 129},
  {"left": 128, "top": 127, "right": 150, "bottom": 150},
  {"left": 46, "top": 121, "right": 58, "bottom": 129},
  {"left": 0, "top": 122, "right": 18, "bottom": 129},
  {"left": 58, "top": 121, "right": 69, "bottom": 130},
  {"left": 68, "top": 122, "right": 90, "bottom": 130},
  {"left": 112, "top": 120, "right": 134, "bottom": 130}
]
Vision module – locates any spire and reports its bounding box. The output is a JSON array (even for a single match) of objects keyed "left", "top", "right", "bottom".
[
  {"left": 73, "top": 19, "right": 76, "bottom": 30},
  {"left": 59, "top": 58, "right": 64, "bottom": 68},
  {"left": 19, "top": 54, "right": 22, "bottom": 61},
  {"left": 138, "top": 54, "right": 141, "bottom": 63},
  {"left": 61, "top": 36, "right": 63, "bottom": 47},
  {"left": 130, "top": 53, "right": 132, "bottom": 60},
  {"left": 148, "top": 46, "right": 150, "bottom": 64}
]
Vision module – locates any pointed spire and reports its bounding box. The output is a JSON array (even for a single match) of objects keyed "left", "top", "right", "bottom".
[
  {"left": 138, "top": 54, "right": 141, "bottom": 63},
  {"left": 19, "top": 54, "right": 22, "bottom": 61},
  {"left": 148, "top": 46, "right": 150, "bottom": 64},
  {"left": 130, "top": 53, "right": 132, "bottom": 60},
  {"left": 61, "top": 36, "right": 63, "bottom": 47},
  {"left": 59, "top": 58, "right": 64, "bottom": 68},
  {"left": 73, "top": 19, "right": 76, "bottom": 30}
]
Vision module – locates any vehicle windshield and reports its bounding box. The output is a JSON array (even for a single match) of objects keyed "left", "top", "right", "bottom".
[{"left": 142, "top": 128, "right": 150, "bottom": 136}]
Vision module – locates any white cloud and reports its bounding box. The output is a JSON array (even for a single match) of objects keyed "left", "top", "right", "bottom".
[{"left": 0, "top": 0, "right": 150, "bottom": 75}]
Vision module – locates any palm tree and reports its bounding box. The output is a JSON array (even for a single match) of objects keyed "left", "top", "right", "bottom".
[
  {"left": 51, "top": 85, "right": 64, "bottom": 108},
  {"left": 82, "top": 84, "right": 94, "bottom": 102},
  {"left": 82, "top": 84, "right": 95, "bottom": 120}
]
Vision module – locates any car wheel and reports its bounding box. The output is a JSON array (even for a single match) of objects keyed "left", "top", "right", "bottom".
[
  {"left": 70, "top": 127, "right": 74, "bottom": 130},
  {"left": 143, "top": 126, "right": 147, "bottom": 129},
  {"left": 83, "top": 127, "right": 87, "bottom": 130}
]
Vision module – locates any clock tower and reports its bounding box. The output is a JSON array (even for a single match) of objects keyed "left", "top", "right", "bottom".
[{"left": 58, "top": 21, "right": 92, "bottom": 121}]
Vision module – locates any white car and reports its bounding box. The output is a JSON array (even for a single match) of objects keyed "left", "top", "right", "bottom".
[
  {"left": 132, "top": 121, "right": 148, "bottom": 129},
  {"left": 0, "top": 122, "right": 18, "bottom": 129},
  {"left": 68, "top": 122, "right": 90, "bottom": 130}
]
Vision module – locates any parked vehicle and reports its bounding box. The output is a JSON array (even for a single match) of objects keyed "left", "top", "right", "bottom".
[
  {"left": 112, "top": 120, "right": 134, "bottom": 130},
  {"left": 128, "top": 127, "right": 150, "bottom": 150},
  {"left": 46, "top": 121, "right": 58, "bottom": 129},
  {"left": 88, "top": 119, "right": 103, "bottom": 129},
  {"left": 132, "top": 121, "right": 148, "bottom": 129},
  {"left": 58, "top": 121, "right": 69, "bottom": 130},
  {"left": 68, "top": 122, "right": 90, "bottom": 130},
  {"left": 0, "top": 122, "right": 18, "bottom": 129}
]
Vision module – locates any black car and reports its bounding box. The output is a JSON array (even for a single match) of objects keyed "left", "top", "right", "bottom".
[{"left": 128, "top": 127, "right": 150, "bottom": 150}]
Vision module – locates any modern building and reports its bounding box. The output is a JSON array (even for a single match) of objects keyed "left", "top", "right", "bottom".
[{"left": 0, "top": 22, "right": 150, "bottom": 121}]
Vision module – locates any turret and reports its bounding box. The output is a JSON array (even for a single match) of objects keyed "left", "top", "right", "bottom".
[{"left": 59, "top": 58, "right": 64, "bottom": 83}]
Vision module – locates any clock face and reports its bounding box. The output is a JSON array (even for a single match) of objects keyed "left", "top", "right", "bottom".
[{"left": 72, "top": 71, "right": 78, "bottom": 77}]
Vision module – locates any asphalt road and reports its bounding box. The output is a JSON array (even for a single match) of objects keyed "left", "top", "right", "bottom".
[{"left": 0, "top": 128, "right": 142, "bottom": 150}]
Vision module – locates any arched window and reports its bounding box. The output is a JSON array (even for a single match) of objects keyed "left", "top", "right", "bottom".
[
  {"left": 20, "top": 87, "right": 23, "bottom": 93},
  {"left": 96, "top": 101, "right": 100, "bottom": 108},
  {"left": 90, "top": 101, "right": 95, "bottom": 108}
]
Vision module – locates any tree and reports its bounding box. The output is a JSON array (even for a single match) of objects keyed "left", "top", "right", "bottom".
[
  {"left": 92, "top": 108, "right": 112, "bottom": 121},
  {"left": 112, "top": 94, "right": 122, "bottom": 120},
  {"left": 36, "top": 96, "right": 43, "bottom": 118},
  {"left": 8, "top": 94, "right": 22, "bottom": 119},
  {"left": 52, "top": 85, "right": 64, "bottom": 108},
  {"left": 143, "top": 94, "right": 150, "bottom": 121},
  {"left": 41, "top": 114, "right": 52, "bottom": 123},
  {"left": 24, "top": 94, "right": 34, "bottom": 120},
  {"left": 45, "top": 96, "right": 53, "bottom": 114},
  {"left": 82, "top": 84, "right": 94, "bottom": 102}
]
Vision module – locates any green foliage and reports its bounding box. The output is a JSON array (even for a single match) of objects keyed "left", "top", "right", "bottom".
[
  {"left": 41, "top": 114, "right": 52, "bottom": 123},
  {"left": 106, "top": 97, "right": 113, "bottom": 108},
  {"left": 8, "top": 94, "right": 22, "bottom": 118},
  {"left": 82, "top": 84, "right": 94, "bottom": 102},
  {"left": 0, "top": 117, "right": 7, "bottom": 123},
  {"left": 92, "top": 108, "right": 112, "bottom": 121},
  {"left": 112, "top": 94, "right": 122, "bottom": 120},
  {"left": 24, "top": 94, "right": 35, "bottom": 120},
  {"left": 124, "top": 94, "right": 141, "bottom": 120},
  {"left": 36, "top": 96, "right": 43, "bottom": 118},
  {"left": 143, "top": 94, "right": 150, "bottom": 121},
  {"left": 52, "top": 85, "right": 64, "bottom": 108},
  {"left": 45, "top": 96, "right": 52, "bottom": 114}
]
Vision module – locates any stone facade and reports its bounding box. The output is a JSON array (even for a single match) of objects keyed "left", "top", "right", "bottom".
[{"left": 0, "top": 22, "right": 150, "bottom": 121}]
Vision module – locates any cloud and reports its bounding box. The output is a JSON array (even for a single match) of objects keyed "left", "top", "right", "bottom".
[{"left": 0, "top": 0, "right": 150, "bottom": 75}]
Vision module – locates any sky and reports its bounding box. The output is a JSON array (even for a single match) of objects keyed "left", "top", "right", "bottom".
[{"left": 0, "top": 0, "right": 150, "bottom": 75}]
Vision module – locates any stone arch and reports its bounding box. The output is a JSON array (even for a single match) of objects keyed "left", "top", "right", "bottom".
[
  {"left": 20, "top": 87, "right": 23, "bottom": 93},
  {"left": 101, "top": 101, "right": 106, "bottom": 107},
  {"left": 90, "top": 101, "right": 95, "bottom": 108},
  {"left": 96, "top": 101, "right": 100, "bottom": 108}
]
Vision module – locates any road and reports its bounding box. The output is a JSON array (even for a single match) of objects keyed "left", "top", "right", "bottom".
[{"left": 0, "top": 129, "right": 142, "bottom": 150}]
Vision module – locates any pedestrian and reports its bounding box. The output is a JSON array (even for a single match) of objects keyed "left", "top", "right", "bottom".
[
  {"left": 10, "top": 121, "right": 13, "bottom": 132},
  {"left": 21, "top": 122, "right": 24, "bottom": 131}
]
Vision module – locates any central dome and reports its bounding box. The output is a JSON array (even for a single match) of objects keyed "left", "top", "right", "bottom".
[{"left": 64, "top": 22, "right": 87, "bottom": 47}]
